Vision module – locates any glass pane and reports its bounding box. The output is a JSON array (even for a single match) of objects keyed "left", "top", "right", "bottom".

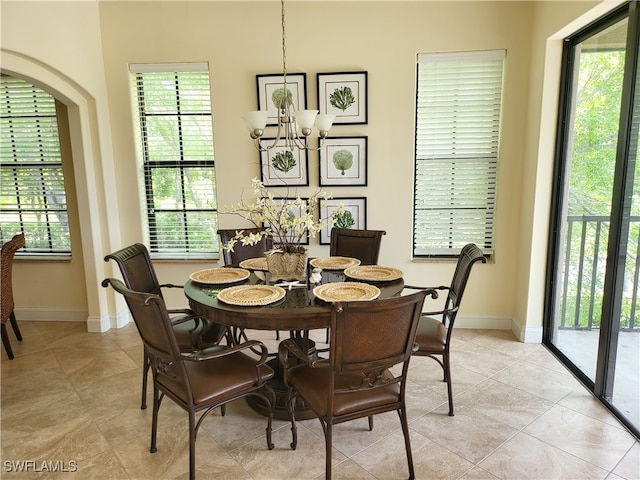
[
  {"left": 552, "top": 20, "right": 626, "bottom": 380},
  {"left": 133, "top": 69, "right": 218, "bottom": 256},
  {"left": 145, "top": 116, "right": 181, "bottom": 161},
  {"left": 0, "top": 76, "right": 71, "bottom": 253},
  {"left": 613, "top": 40, "right": 640, "bottom": 428},
  {"left": 152, "top": 211, "right": 218, "bottom": 253},
  {"left": 150, "top": 167, "right": 216, "bottom": 210}
]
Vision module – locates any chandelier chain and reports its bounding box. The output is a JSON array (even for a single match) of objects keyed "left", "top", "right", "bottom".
[
  {"left": 244, "top": 0, "right": 332, "bottom": 152},
  {"left": 281, "top": 0, "right": 288, "bottom": 88}
]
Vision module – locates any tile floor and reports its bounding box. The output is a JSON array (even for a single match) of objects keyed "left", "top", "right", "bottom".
[{"left": 1, "top": 321, "right": 638, "bottom": 479}]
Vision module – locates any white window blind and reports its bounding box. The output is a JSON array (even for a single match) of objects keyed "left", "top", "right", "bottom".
[
  {"left": 414, "top": 49, "right": 504, "bottom": 257},
  {"left": 0, "top": 75, "right": 71, "bottom": 254},
  {"left": 130, "top": 64, "right": 218, "bottom": 256}
]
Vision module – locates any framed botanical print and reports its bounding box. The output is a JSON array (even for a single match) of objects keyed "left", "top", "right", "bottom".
[
  {"left": 319, "top": 136, "right": 368, "bottom": 186},
  {"left": 319, "top": 197, "right": 367, "bottom": 244},
  {"left": 260, "top": 139, "right": 309, "bottom": 186},
  {"left": 257, "top": 73, "right": 307, "bottom": 126},
  {"left": 317, "top": 71, "right": 368, "bottom": 124}
]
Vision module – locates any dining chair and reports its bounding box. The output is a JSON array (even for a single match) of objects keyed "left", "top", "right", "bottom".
[
  {"left": 325, "top": 227, "right": 387, "bottom": 343},
  {"left": 218, "top": 228, "right": 285, "bottom": 340},
  {"left": 406, "top": 243, "right": 486, "bottom": 416},
  {"left": 324, "top": 227, "right": 388, "bottom": 342},
  {"left": 329, "top": 228, "right": 386, "bottom": 265},
  {"left": 104, "top": 243, "right": 228, "bottom": 409},
  {"left": 1, "top": 233, "right": 25, "bottom": 360},
  {"left": 103, "top": 278, "right": 275, "bottom": 480},
  {"left": 217, "top": 228, "right": 273, "bottom": 267},
  {"left": 278, "top": 289, "right": 431, "bottom": 480}
]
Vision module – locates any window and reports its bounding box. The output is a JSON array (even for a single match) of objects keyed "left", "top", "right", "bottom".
[
  {"left": 413, "top": 50, "right": 505, "bottom": 257},
  {"left": 130, "top": 63, "right": 218, "bottom": 257},
  {"left": 0, "top": 75, "right": 71, "bottom": 254}
]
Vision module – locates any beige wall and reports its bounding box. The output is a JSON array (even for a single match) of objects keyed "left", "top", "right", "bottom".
[
  {"left": 1, "top": 1, "right": 119, "bottom": 330},
  {"left": 0, "top": 1, "right": 614, "bottom": 338},
  {"left": 517, "top": 0, "right": 622, "bottom": 340}
]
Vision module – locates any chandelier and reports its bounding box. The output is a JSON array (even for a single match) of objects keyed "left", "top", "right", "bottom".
[{"left": 243, "top": 0, "right": 334, "bottom": 152}]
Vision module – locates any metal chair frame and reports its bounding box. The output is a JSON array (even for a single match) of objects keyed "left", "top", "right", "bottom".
[
  {"left": 406, "top": 243, "right": 487, "bottom": 416},
  {"left": 103, "top": 278, "right": 275, "bottom": 480},
  {"left": 105, "top": 243, "right": 227, "bottom": 409},
  {"left": 279, "top": 290, "right": 433, "bottom": 480}
]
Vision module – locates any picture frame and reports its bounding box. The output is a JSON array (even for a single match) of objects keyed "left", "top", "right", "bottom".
[
  {"left": 257, "top": 73, "right": 307, "bottom": 126},
  {"left": 268, "top": 197, "right": 309, "bottom": 245},
  {"left": 260, "top": 139, "right": 309, "bottom": 187},
  {"left": 319, "top": 136, "right": 368, "bottom": 186},
  {"left": 319, "top": 197, "right": 367, "bottom": 245},
  {"left": 317, "top": 71, "right": 368, "bottom": 124}
]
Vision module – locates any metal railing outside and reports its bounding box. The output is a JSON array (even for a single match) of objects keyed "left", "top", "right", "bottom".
[{"left": 558, "top": 215, "right": 640, "bottom": 331}]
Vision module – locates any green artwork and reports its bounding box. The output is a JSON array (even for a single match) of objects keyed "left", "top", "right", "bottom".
[
  {"left": 272, "top": 150, "right": 296, "bottom": 173},
  {"left": 332, "top": 150, "right": 353, "bottom": 175},
  {"left": 272, "top": 88, "right": 293, "bottom": 110},
  {"left": 329, "top": 86, "right": 355, "bottom": 111},
  {"left": 334, "top": 210, "right": 355, "bottom": 229}
]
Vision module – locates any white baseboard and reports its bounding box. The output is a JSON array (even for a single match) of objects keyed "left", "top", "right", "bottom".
[
  {"left": 14, "top": 306, "right": 87, "bottom": 323},
  {"left": 14, "top": 307, "right": 133, "bottom": 333},
  {"left": 85, "top": 310, "right": 131, "bottom": 332},
  {"left": 454, "top": 314, "right": 512, "bottom": 330},
  {"left": 86, "top": 315, "right": 108, "bottom": 333},
  {"left": 513, "top": 323, "right": 543, "bottom": 343},
  {"left": 114, "top": 308, "right": 132, "bottom": 328},
  {"left": 453, "top": 315, "right": 542, "bottom": 344}
]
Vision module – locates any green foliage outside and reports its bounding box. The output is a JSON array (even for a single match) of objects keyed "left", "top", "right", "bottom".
[
  {"left": 0, "top": 76, "right": 71, "bottom": 252},
  {"left": 558, "top": 48, "right": 639, "bottom": 329},
  {"left": 137, "top": 72, "right": 218, "bottom": 254}
]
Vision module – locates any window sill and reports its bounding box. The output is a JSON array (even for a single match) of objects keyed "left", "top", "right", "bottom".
[{"left": 15, "top": 254, "right": 72, "bottom": 262}]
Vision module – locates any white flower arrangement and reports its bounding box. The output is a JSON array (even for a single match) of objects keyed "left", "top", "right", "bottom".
[{"left": 222, "top": 178, "right": 344, "bottom": 253}]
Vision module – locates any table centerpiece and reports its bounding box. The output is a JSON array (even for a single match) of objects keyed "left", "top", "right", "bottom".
[{"left": 222, "top": 177, "right": 345, "bottom": 282}]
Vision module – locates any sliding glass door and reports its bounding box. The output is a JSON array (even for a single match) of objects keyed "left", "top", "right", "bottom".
[{"left": 546, "top": 2, "right": 639, "bottom": 437}]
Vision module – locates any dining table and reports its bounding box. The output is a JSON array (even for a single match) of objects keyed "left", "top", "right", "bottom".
[{"left": 183, "top": 257, "right": 407, "bottom": 420}]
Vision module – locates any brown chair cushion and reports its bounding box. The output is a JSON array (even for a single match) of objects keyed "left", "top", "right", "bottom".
[
  {"left": 159, "top": 352, "right": 274, "bottom": 406},
  {"left": 414, "top": 316, "right": 447, "bottom": 353},
  {"left": 288, "top": 366, "right": 400, "bottom": 417}
]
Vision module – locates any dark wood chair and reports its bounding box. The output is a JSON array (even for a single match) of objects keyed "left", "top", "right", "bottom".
[
  {"left": 406, "top": 243, "right": 486, "bottom": 416},
  {"left": 325, "top": 227, "right": 388, "bottom": 342},
  {"left": 104, "top": 243, "right": 228, "bottom": 409},
  {"left": 1, "top": 233, "right": 25, "bottom": 359},
  {"left": 103, "top": 278, "right": 275, "bottom": 480},
  {"left": 278, "top": 289, "right": 431, "bottom": 480},
  {"left": 218, "top": 228, "right": 284, "bottom": 340},
  {"left": 217, "top": 228, "right": 273, "bottom": 267},
  {"left": 329, "top": 228, "right": 386, "bottom": 265}
]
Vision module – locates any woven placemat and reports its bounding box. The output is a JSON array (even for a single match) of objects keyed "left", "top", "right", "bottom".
[
  {"left": 217, "top": 285, "right": 286, "bottom": 306},
  {"left": 344, "top": 265, "right": 403, "bottom": 282},
  {"left": 190, "top": 268, "right": 250, "bottom": 285},
  {"left": 313, "top": 282, "right": 380, "bottom": 303},
  {"left": 239, "top": 257, "right": 269, "bottom": 271},
  {"left": 310, "top": 257, "right": 361, "bottom": 270}
]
